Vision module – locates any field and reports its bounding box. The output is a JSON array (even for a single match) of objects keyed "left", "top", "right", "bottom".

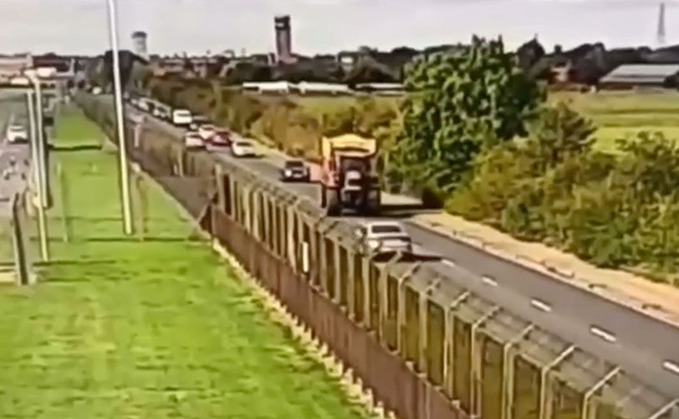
[
  {"left": 550, "top": 90, "right": 679, "bottom": 153},
  {"left": 284, "top": 90, "right": 679, "bottom": 154},
  {"left": 0, "top": 109, "right": 367, "bottom": 419}
]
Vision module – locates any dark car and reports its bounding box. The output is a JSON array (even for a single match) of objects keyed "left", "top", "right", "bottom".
[
  {"left": 189, "top": 115, "right": 211, "bottom": 131},
  {"left": 279, "top": 159, "right": 310, "bottom": 182}
]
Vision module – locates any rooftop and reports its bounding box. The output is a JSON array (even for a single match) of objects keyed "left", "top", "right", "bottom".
[{"left": 600, "top": 63, "right": 679, "bottom": 85}]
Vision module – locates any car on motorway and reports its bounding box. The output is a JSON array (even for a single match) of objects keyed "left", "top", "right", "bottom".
[
  {"left": 137, "top": 97, "right": 152, "bottom": 112},
  {"left": 197, "top": 124, "right": 217, "bottom": 141},
  {"left": 230, "top": 139, "right": 257, "bottom": 157},
  {"left": 183, "top": 132, "right": 205, "bottom": 150},
  {"left": 189, "top": 115, "right": 211, "bottom": 131},
  {"left": 6, "top": 124, "right": 28, "bottom": 143},
  {"left": 279, "top": 159, "right": 310, "bottom": 182},
  {"left": 171, "top": 109, "right": 192, "bottom": 127},
  {"left": 356, "top": 221, "right": 413, "bottom": 255},
  {"left": 208, "top": 129, "right": 232, "bottom": 148}
]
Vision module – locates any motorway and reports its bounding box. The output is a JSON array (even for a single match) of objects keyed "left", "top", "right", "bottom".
[
  {"left": 0, "top": 96, "right": 31, "bottom": 216},
  {"left": 109, "top": 96, "right": 679, "bottom": 398}
]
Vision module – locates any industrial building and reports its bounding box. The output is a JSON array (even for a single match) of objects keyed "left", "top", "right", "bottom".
[{"left": 598, "top": 63, "right": 679, "bottom": 89}]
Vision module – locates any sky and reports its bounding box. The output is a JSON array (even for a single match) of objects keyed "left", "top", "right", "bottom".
[{"left": 0, "top": 0, "right": 676, "bottom": 56}]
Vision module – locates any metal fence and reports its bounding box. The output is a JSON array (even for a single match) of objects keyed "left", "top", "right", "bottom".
[
  {"left": 76, "top": 92, "right": 679, "bottom": 419},
  {"left": 0, "top": 192, "right": 39, "bottom": 286}
]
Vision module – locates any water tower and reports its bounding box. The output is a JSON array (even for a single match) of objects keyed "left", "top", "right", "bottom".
[{"left": 132, "top": 31, "right": 148, "bottom": 59}]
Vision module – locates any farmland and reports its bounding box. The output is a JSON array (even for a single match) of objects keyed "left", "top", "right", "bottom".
[{"left": 550, "top": 90, "right": 679, "bottom": 153}]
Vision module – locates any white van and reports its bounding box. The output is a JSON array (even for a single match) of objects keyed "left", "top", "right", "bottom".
[{"left": 172, "top": 109, "right": 192, "bottom": 127}]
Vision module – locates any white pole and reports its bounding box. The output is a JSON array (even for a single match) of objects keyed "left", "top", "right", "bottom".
[
  {"left": 34, "top": 80, "right": 48, "bottom": 208},
  {"left": 106, "top": 0, "right": 133, "bottom": 235},
  {"left": 26, "top": 91, "right": 39, "bottom": 194},
  {"left": 25, "top": 90, "right": 49, "bottom": 262}
]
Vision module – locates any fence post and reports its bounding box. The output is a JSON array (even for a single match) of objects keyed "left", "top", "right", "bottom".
[
  {"left": 57, "top": 163, "right": 70, "bottom": 242},
  {"left": 10, "top": 194, "right": 29, "bottom": 286},
  {"left": 215, "top": 164, "right": 225, "bottom": 210},
  {"left": 176, "top": 148, "right": 184, "bottom": 177},
  {"left": 134, "top": 172, "right": 147, "bottom": 241}
]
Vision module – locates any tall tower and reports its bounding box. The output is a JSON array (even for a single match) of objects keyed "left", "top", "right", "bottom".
[
  {"left": 274, "top": 15, "right": 292, "bottom": 63},
  {"left": 657, "top": 2, "right": 666, "bottom": 47},
  {"left": 132, "top": 31, "right": 148, "bottom": 59}
]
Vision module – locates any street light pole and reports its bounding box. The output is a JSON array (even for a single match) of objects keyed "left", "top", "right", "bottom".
[
  {"left": 24, "top": 74, "right": 49, "bottom": 210},
  {"left": 26, "top": 90, "right": 49, "bottom": 262},
  {"left": 34, "top": 79, "right": 49, "bottom": 209},
  {"left": 106, "top": 0, "right": 133, "bottom": 235}
]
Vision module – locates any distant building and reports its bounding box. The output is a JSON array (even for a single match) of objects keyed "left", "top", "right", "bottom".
[
  {"left": 0, "top": 54, "right": 33, "bottom": 81},
  {"left": 274, "top": 15, "right": 294, "bottom": 64},
  {"left": 132, "top": 31, "right": 148, "bottom": 59},
  {"left": 599, "top": 64, "right": 679, "bottom": 89}
]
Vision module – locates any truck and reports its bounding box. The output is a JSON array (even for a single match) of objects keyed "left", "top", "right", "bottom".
[{"left": 319, "top": 133, "right": 380, "bottom": 216}]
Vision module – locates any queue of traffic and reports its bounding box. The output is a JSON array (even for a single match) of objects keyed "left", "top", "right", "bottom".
[
  {"left": 126, "top": 95, "right": 266, "bottom": 158},
  {"left": 124, "top": 94, "right": 415, "bottom": 257}
]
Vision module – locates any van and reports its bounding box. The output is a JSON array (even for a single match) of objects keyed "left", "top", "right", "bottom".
[{"left": 172, "top": 109, "right": 192, "bottom": 127}]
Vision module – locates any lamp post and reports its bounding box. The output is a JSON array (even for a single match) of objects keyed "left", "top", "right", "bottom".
[
  {"left": 106, "top": 0, "right": 133, "bottom": 235},
  {"left": 24, "top": 72, "right": 48, "bottom": 210},
  {"left": 25, "top": 89, "right": 49, "bottom": 262}
]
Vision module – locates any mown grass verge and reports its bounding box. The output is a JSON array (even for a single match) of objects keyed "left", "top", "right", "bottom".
[{"left": 0, "top": 108, "right": 368, "bottom": 419}]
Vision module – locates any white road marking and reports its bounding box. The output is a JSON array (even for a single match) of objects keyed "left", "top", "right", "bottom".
[
  {"left": 530, "top": 298, "right": 552, "bottom": 312},
  {"left": 481, "top": 275, "right": 498, "bottom": 286},
  {"left": 442, "top": 259, "right": 456, "bottom": 268},
  {"left": 662, "top": 360, "right": 679, "bottom": 376},
  {"left": 590, "top": 326, "right": 617, "bottom": 343}
]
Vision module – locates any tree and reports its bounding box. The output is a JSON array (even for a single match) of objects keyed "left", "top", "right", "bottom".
[
  {"left": 99, "top": 50, "right": 149, "bottom": 92},
  {"left": 524, "top": 102, "right": 596, "bottom": 171},
  {"left": 615, "top": 132, "right": 679, "bottom": 201},
  {"left": 391, "top": 36, "right": 544, "bottom": 200}
]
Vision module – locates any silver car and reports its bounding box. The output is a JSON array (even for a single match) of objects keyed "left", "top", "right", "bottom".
[
  {"left": 356, "top": 221, "right": 413, "bottom": 254},
  {"left": 6, "top": 124, "right": 28, "bottom": 143}
]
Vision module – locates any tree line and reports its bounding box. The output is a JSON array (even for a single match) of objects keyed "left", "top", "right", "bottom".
[{"left": 84, "top": 37, "right": 679, "bottom": 92}]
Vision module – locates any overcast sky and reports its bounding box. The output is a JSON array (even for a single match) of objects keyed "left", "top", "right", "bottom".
[{"left": 0, "top": 0, "right": 675, "bottom": 55}]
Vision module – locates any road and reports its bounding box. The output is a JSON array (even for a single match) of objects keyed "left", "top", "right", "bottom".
[
  {"left": 0, "top": 97, "right": 31, "bottom": 217},
  {"left": 111, "top": 96, "right": 679, "bottom": 398}
]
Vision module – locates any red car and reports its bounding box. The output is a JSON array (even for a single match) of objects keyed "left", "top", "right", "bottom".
[{"left": 208, "top": 129, "right": 232, "bottom": 147}]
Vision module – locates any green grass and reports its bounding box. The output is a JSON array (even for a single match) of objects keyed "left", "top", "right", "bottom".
[
  {"left": 550, "top": 90, "right": 679, "bottom": 153},
  {"left": 0, "top": 108, "right": 367, "bottom": 419}
]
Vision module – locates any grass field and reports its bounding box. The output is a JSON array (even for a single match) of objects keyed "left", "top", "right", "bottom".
[
  {"left": 550, "top": 90, "right": 679, "bottom": 153},
  {"left": 286, "top": 90, "right": 679, "bottom": 154},
  {"left": 0, "top": 108, "right": 367, "bottom": 419}
]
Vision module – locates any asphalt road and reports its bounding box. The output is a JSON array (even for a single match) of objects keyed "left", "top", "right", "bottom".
[
  {"left": 106, "top": 96, "right": 679, "bottom": 399},
  {"left": 0, "top": 97, "right": 31, "bottom": 217}
]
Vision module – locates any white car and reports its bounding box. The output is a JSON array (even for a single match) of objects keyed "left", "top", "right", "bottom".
[
  {"left": 356, "top": 221, "right": 413, "bottom": 254},
  {"left": 183, "top": 132, "right": 205, "bottom": 150},
  {"left": 197, "top": 124, "right": 216, "bottom": 141},
  {"left": 6, "top": 124, "right": 28, "bottom": 143},
  {"left": 137, "top": 98, "right": 151, "bottom": 112},
  {"left": 230, "top": 140, "right": 257, "bottom": 157},
  {"left": 172, "top": 109, "right": 192, "bottom": 127}
]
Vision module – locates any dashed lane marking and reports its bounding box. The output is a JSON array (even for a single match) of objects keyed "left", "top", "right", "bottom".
[
  {"left": 590, "top": 326, "right": 617, "bottom": 343},
  {"left": 530, "top": 298, "right": 552, "bottom": 313}
]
